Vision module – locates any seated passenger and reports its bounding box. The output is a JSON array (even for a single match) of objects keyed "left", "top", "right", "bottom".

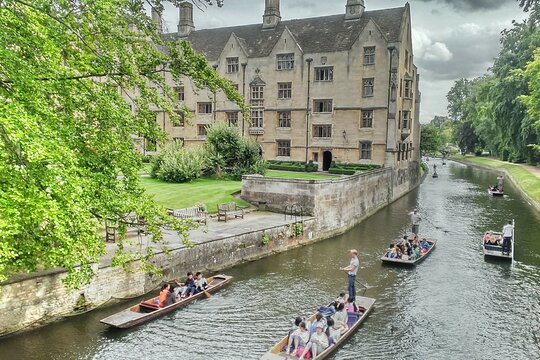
[
  {"left": 299, "top": 323, "right": 329, "bottom": 360},
  {"left": 386, "top": 244, "right": 396, "bottom": 258},
  {"left": 412, "top": 244, "right": 420, "bottom": 258},
  {"left": 326, "top": 318, "right": 341, "bottom": 344},
  {"left": 309, "top": 313, "right": 326, "bottom": 333},
  {"left": 331, "top": 303, "right": 349, "bottom": 333},
  {"left": 157, "top": 284, "right": 175, "bottom": 308},
  {"left": 285, "top": 321, "right": 310, "bottom": 355},
  {"left": 345, "top": 298, "right": 358, "bottom": 313},
  {"left": 174, "top": 272, "right": 195, "bottom": 300},
  {"left": 420, "top": 239, "right": 430, "bottom": 250},
  {"left": 193, "top": 271, "right": 209, "bottom": 295},
  {"left": 335, "top": 292, "right": 348, "bottom": 305}
]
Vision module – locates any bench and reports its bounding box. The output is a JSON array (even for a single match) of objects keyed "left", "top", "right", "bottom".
[
  {"left": 217, "top": 202, "right": 244, "bottom": 222},
  {"left": 105, "top": 225, "right": 117, "bottom": 243},
  {"left": 167, "top": 207, "right": 207, "bottom": 225}
]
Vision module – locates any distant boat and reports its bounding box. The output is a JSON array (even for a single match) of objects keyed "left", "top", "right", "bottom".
[
  {"left": 100, "top": 274, "right": 232, "bottom": 328},
  {"left": 488, "top": 175, "right": 504, "bottom": 196},
  {"left": 432, "top": 172, "right": 439, "bottom": 178},
  {"left": 381, "top": 238, "right": 437, "bottom": 266},
  {"left": 482, "top": 221, "right": 514, "bottom": 261},
  {"left": 488, "top": 187, "right": 504, "bottom": 196},
  {"left": 260, "top": 296, "right": 376, "bottom": 360}
]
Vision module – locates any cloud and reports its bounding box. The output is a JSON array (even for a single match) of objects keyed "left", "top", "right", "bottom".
[
  {"left": 413, "top": 29, "right": 453, "bottom": 62},
  {"left": 414, "top": 0, "right": 511, "bottom": 11}
]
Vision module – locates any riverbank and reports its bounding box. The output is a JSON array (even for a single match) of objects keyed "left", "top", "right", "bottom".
[{"left": 452, "top": 155, "right": 540, "bottom": 212}]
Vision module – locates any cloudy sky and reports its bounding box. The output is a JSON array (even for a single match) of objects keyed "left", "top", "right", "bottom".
[{"left": 160, "top": 0, "right": 526, "bottom": 123}]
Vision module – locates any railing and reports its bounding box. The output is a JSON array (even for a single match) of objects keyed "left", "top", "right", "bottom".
[{"left": 249, "top": 127, "right": 265, "bottom": 135}]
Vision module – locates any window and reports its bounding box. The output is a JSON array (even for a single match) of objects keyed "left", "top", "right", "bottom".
[
  {"left": 227, "top": 112, "right": 239, "bottom": 126},
  {"left": 197, "top": 124, "right": 207, "bottom": 136},
  {"left": 278, "top": 82, "right": 292, "bottom": 99},
  {"left": 173, "top": 137, "right": 184, "bottom": 145},
  {"left": 404, "top": 80, "right": 413, "bottom": 99},
  {"left": 277, "top": 140, "right": 291, "bottom": 157},
  {"left": 276, "top": 53, "right": 294, "bottom": 70},
  {"left": 360, "top": 142, "right": 372, "bottom": 160},
  {"left": 226, "top": 57, "right": 239, "bottom": 73},
  {"left": 362, "top": 110, "right": 373, "bottom": 128},
  {"left": 251, "top": 109, "right": 264, "bottom": 128},
  {"left": 313, "top": 99, "right": 333, "bottom": 113},
  {"left": 173, "top": 110, "right": 185, "bottom": 127},
  {"left": 175, "top": 86, "right": 185, "bottom": 101},
  {"left": 278, "top": 111, "right": 291, "bottom": 128},
  {"left": 363, "top": 78, "right": 374, "bottom": 97},
  {"left": 251, "top": 85, "right": 264, "bottom": 100},
  {"left": 145, "top": 139, "right": 156, "bottom": 152},
  {"left": 313, "top": 125, "right": 332, "bottom": 138},
  {"left": 364, "top": 47, "right": 375, "bottom": 65},
  {"left": 405, "top": 50, "right": 409, "bottom": 70},
  {"left": 315, "top": 67, "right": 334, "bottom": 81},
  {"left": 402, "top": 111, "right": 411, "bottom": 129},
  {"left": 197, "top": 102, "right": 212, "bottom": 114}
]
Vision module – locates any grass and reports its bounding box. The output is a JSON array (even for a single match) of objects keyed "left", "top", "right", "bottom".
[
  {"left": 265, "top": 170, "right": 339, "bottom": 180},
  {"left": 453, "top": 155, "right": 540, "bottom": 203},
  {"left": 139, "top": 163, "right": 152, "bottom": 175},
  {"left": 140, "top": 177, "right": 247, "bottom": 213}
]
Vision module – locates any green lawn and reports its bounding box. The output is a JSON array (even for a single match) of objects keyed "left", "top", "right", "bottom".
[
  {"left": 453, "top": 156, "right": 540, "bottom": 203},
  {"left": 140, "top": 177, "right": 247, "bottom": 213},
  {"left": 265, "top": 170, "right": 339, "bottom": 180}
]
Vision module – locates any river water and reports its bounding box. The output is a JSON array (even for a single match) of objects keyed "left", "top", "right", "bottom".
[{"left": 2, "top": 160, "right": 540, "bottom": 359}]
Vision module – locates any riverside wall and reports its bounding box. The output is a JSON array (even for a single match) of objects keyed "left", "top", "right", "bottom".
[
  {"left": 242, "top": 161, "right": 420, "bottom": 237},
  {"left": 0, "top": 218, "right": 317, "bottom": 336}
]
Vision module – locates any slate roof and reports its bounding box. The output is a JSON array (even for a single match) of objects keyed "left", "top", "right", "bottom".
[{"left": 163, "top": 7, "right": 406, "bottom": 61}]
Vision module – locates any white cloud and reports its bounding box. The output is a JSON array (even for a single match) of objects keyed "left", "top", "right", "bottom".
[{"left": 424, "top": 42, "right": 453, "bottom": 61}]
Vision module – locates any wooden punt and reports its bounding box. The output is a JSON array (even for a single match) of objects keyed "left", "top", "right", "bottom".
[
  {"left": 482, "top": 221, "right": 514, "bottom": 261},
  {"left": 260, "top": 296, "right": 376, "bottom": 360},
  {"left": 100, "top": 274, "right": 232, "bottom": 328},
  {"left": 380, "top": 239, "right": 437, "bottom": 266},
  {"left": 487, "top": 188, "right": 504, "bottom": 196}
]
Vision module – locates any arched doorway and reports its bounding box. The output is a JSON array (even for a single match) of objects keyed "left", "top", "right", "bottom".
[{"left": 322, "top": 150, "right": 332, "bottom": 171}]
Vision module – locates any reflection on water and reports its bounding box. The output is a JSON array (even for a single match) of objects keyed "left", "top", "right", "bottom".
[{"left": 1, "top": 161, "right": 540, "bottom": 359}]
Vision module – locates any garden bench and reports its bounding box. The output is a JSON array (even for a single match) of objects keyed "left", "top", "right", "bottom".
[
  {"left": 167, "top": 207, "right": 207, "bottom": 225},
  {"left": 217, "top": 202, "right": 244, "bottom": 222}
]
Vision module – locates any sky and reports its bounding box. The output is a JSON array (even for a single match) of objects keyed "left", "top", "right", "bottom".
[{"left": 159, "top": 0, "right": 527, "bottom": 123}]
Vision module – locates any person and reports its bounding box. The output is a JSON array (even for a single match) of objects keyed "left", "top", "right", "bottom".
[
  {"left": 157, "top": 284, "right": 175, "bottom": 307},
  {"left": 193, "top": 272, "right": 209, "bottom": 294},
  {"left": 335, "top": 292, "right": 348, "bottom": 305},
  {"left": 502, "top": 221, "right": 514, "bottom": 255},
  {"left": 412, "top": 244, "right": 420, "bottom": 259},
  {"left": 340, "top": 249, "right": 360, "bottom": 303},
  {"left": 309, "top": 313, "right": 326, "bottom": 333},
  {"left": 174, "top": 272, "right": 195, "bottom": 300},
  {"left": 332, "top": 303, "right": 349, "bottom": 333},
  {"left": 299, "top": 323, "right": 329, "bottom": 360},
  {"left": 385, "top": 244, "right": 396, "bottom": 259},
  {"left": 285, "top": 321, "right": 310, "bottom": 355},
  {"left": 326, "top": 318, "right": 341, "bottom": 344},
  {"left": 420, "top": 238, "right": 430, "bottom": 250},
  {"left": 408, "top": 209, "right": 422, "bottom": 236}
]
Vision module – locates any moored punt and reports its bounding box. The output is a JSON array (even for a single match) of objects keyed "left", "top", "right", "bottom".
[
  {"left": 260, "top": 296, "right": 376, "bottom": 360},
  {"left": 381, "top": 239, "right": 437, "bottom": 266},
  {"left": 100, "top": 274, "right": 232, "bottom": 328}
]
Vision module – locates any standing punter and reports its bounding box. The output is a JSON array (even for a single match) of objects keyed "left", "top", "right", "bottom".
[
  {"left": 408, "top": 209, "right": 422, "bottom": 236},
  {"left": 340, "top": 249, "right": 359, "bottom": 302},
  {"left": 502, "top": 220, "right": 514, "bottom": 255}
]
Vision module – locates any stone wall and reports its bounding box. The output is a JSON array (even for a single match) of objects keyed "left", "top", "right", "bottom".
[
  {"left": 242, "top": 161, "right": 420, "bottom": 235},
  {"left": 0, "top": 219, "right": 316, "bottom": 336}
]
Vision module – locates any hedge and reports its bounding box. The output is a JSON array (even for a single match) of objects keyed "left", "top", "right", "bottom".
[{"left": 268, "top": 160, "right": 318, "bottom": 172}]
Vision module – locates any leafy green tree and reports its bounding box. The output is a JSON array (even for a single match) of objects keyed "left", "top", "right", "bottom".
[
  {"left": 420, "top": 125, "right": 444, "bottom": 154},
  {"left": 521, "top": 49, "right": 540, "bottom": 153},
  {"left": 0, "top": 0, "right": 244, "bottom": 288}
]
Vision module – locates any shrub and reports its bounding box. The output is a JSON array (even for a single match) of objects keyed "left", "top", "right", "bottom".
[{"left": 151, "top": 142, "right": 205, "bottom": 183}]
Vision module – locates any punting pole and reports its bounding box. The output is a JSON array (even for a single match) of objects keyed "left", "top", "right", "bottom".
[{"left": 511, "top": 219, "right": 515, "bottom": 263}]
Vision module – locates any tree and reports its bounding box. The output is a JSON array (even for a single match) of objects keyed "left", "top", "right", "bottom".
[
  {"left": 0, "top": 0, "right": 245, "bottom": 288},
  {"left": 420, "top": 125, "right": 444, "bottom": 154},
  {"left": 521, "top": 49, "right": 540, "bottom": 153}
]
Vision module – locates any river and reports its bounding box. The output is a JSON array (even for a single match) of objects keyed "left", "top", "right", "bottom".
[{"left": 1, "top": 160, "right": 540, "bottom": 359}]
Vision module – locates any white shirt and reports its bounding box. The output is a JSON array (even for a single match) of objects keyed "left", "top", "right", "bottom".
[
  {"left": 349, "top": 257, "right": 359, "bottom": 276},
  {"left": 502, "top": 224, "right": 514, "bottom": 237},
  {"left": 409, "top": 212, "right": 421, "bottom": 225}
]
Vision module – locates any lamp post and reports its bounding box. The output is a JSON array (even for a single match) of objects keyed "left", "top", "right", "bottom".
[
  {"left": 305, "top": 57, "right": 313, "bottom": 164},
  {"left": 241, "top": 62, "right": 247, "bottom": 136}
]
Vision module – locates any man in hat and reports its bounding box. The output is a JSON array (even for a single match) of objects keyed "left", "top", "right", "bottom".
[
  {"left": 408, "top": 208, "right": 422, "bottom": 236},
  {"left": 340, "top": 249, "right": 360, "bottom": 302}
]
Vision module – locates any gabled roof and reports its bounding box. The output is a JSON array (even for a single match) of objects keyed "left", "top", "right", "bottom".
[{"left": 163, "top": 7, "right": 406, "bottom": 61}]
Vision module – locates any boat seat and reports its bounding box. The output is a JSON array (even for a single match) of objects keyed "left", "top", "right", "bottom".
[{"left": 140, "top": 300, "right": 160, "bottom": 312}]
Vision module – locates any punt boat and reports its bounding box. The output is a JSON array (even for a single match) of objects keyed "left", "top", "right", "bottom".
[
  {"left": 381, "top": 238, "right": 437, "bottom": 265},
  {"left": 100, "top": 274, "right": 232, "bottom": 328},
  {"left": 488, "top": 175, "right": 504, "bottom": 196},
  {"left": 482, "top": 221, "right": 514, "bottom": 261},
  {"left": 260, "top": 296, "right": 376, "bottom": 360}
]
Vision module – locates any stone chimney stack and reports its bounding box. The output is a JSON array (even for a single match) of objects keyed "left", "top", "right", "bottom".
[
  {"left": 345, "top": 0, "right": 365, "bottom": 20},
  {"left": 178, "top": 2, "right": 195, "bottom": 37},
  {"left": 262, "top": 0, "right": 281, "bottom": 29},
  {"left": 151, "top": 7, "right": 162, "bottom": 33}
]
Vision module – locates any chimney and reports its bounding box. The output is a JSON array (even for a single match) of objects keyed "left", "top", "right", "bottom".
[
  {"left": 178, "top": 2, "right": 195, "bottom": 37},
  {"left": 151, "top": 7, "right": 162, "bottom": 33},
  {"left": 262, "top": 0, "right": 281, "bottom": 29},
  {"left": 345, "top": 0, "right": 365, "bottom": 20}
]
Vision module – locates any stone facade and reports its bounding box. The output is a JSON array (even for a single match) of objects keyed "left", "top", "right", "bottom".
[{"left": 141, "top": 0, "right": 420, "bottom": 170}]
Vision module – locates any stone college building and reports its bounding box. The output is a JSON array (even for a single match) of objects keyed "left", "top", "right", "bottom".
[{"left": 149, "top": 0, "right": 421, "bottom": 171}]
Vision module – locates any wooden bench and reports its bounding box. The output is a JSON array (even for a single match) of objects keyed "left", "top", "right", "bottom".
[
  {"left": 217, "top": 202, "right": 244, "bottom": 222},
  {"left": 105, "top": 225, "right": 117, "bottom": 243},
  {"left": 167, "top": 207, "right": 207, "bottom": 225}
]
